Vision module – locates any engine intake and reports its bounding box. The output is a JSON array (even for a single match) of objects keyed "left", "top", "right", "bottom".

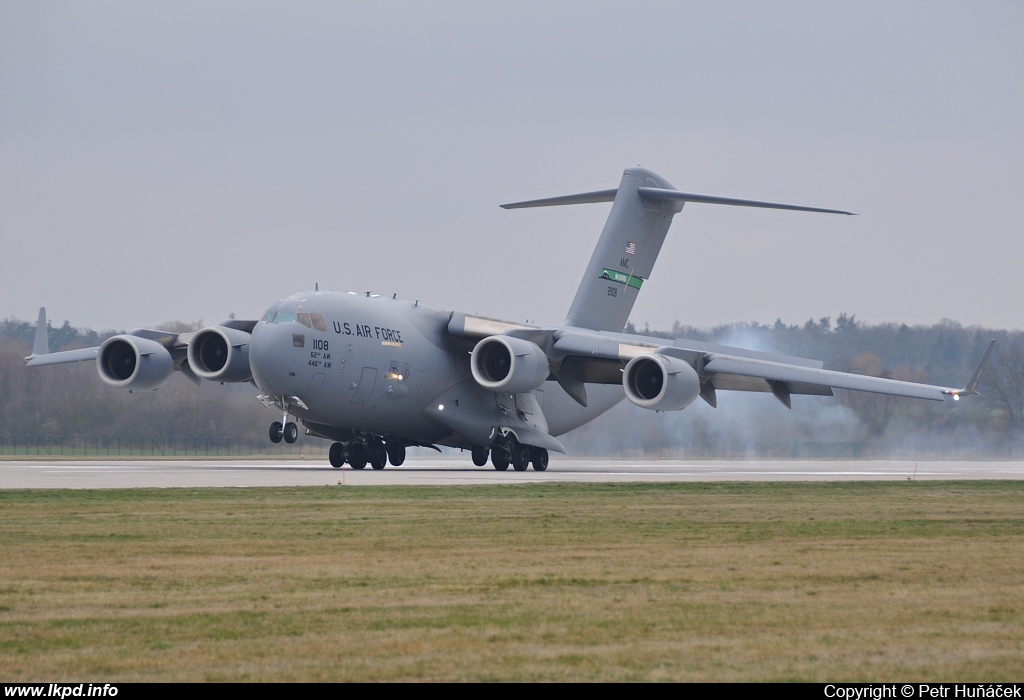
[
  {"left": 623, "top": 353, "right": 701, "bottom": 411},
  {"left": 187, "top": 326, "right": 252, "bottom": 382},
  {"left": 470, "top": 335, "right": 550, "bottom": 393},
  {"left": 97, "top": 335, "right": 174, "bottom": 391}
]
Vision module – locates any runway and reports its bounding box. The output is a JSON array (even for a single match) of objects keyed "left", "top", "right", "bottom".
[{"left": 0, "top": 456, "right": 1020, "bottom": 488}]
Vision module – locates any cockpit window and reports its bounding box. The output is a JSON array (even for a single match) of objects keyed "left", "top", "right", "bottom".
[
  {"left": 310, "top": 313, "right": 327, "bottom": 332},
  {"left": 297, "top": 313, "right": 311, "bottom": 328},
  {"left": 261, "top": 309, "right": 276, "bottom": 322},
  {"left": 275, "top": 312, "right": 296, "bottom": 323}
]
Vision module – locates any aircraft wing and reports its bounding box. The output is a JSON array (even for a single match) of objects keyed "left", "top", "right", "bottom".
[
  {"left": 25, "top": 347, "right": 100, "bottom": 366},
  {"left": 449, "top": 312, "right": 994, "bottom": 407},
  {"left": 553, "top": 328, "right": 992, "bottom": 403},
  {"left": 23, "top": 307, "right": 208, "bottom": 385}
]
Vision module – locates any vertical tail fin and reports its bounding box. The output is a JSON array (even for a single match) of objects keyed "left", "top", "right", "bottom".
[
  {"left": 503, "top": 166, "right": 683, "bottom": 332},
  {"left": 562, "top": 167, "right": 681, "bottom": 331},
  {"left": 501, "top": 167, "right": 853, "bottom": 332}
]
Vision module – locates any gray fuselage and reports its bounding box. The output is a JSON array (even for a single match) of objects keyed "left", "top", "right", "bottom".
[{"left": 248, "top": 291, "right": 623, "bottom": 449}]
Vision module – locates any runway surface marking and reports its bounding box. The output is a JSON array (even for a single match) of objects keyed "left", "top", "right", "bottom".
[{"left": 1, "top": 458, "right": 1020, "bottom": 488}]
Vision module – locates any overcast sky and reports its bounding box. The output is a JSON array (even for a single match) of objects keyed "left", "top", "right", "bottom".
[{"left": 2, "top": 1, "right": 1022, "bottom": 333}]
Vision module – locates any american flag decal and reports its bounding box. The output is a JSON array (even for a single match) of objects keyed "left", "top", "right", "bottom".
[{"left": 625, "top": 241, "right": 636, "bottom": 255}]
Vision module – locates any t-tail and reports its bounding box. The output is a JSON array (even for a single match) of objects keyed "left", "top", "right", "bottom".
[{"left": 502, "top": 166, "right": 854, "bottom": 332}]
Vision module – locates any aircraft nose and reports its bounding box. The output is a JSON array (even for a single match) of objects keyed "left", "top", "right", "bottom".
[{"left": 249, "top": 322, "right": 291, "bottom": 393}]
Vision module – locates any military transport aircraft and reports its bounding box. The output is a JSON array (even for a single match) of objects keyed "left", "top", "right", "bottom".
[{"left": 26, "top": 167, "right": 993, "bottom": 472}]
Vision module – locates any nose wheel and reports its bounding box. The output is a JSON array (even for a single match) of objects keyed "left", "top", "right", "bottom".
[{"left": 269, "top": 421, "right": 299, "bottom": 444}]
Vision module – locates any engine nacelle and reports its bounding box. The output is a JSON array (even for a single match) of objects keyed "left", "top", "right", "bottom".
[
  {"left": 623, "top": 353, "right": 701, "bottom": 411},
  {"left": 470, "top": 335, "right": 550, "bottom": 393},
  {"left": 97, "top": 335, "right": 174, "bottom": 391},
  {"left": 187, "top": 326, "right": 252, "bottom": 382}
]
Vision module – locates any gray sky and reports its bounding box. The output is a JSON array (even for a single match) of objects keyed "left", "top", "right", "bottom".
[{"left": 2, "top": 1, "right": 1022, "bottom": 333}]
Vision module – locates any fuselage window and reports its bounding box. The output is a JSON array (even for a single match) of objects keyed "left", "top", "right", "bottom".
[
  {"left": 292, "top": 334, "right": 305, "bottom": 348},
  {"left": 310, "top": 313, "right": 327, "bottom": 332},
  {"left": 297, "top": 313, "right": 311, "bottom": 328}
]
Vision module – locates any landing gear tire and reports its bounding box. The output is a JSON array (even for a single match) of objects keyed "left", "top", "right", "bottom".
[
  {"left": 269, "top": 421, "right": 284, "bottom": 444},
  {"left": 386, "top": 444, "right": 406, "bottom": 466},
  {"left": 512, "top": 444, "right": 530, "bottom": 471},
  {"left": 471, "top": 446, "right": 489, "bottom": 467},
  {"left": 368, "top": 439, "right": 387, "bottom": 470},
  {"left": 347, "top": 442, "right": 367, "bottom": 470},
  {"left": 531, "top": 447, "right": 549, "bottom": 472},
  {"left": 329, "top": 442, "right": 346, "bottom": 468},
  {"left": 283, "top": 422, "right": 299, "bottom": 444},
  {"left": 491, "top": 449, "right": 509, "bottom": 471}
]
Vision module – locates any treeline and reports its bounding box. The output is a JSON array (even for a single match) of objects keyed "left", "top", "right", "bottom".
[
  {"left": 569, "top": 315, "right": 1024, "bottom": 457},
  {"left": 0, "top": 317, "right": 271, "bottom": 447},
  {"left": 2, "top": 314, "right": 1023, "bottom": 458}
]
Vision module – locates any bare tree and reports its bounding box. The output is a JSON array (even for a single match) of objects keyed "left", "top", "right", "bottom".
[{"left": 982, "top": 336, "right": 1024, "bottom": 432}]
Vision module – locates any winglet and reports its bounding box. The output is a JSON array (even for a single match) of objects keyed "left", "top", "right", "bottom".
[
  {"left": 32, "top": 307, "right": 48, "bottom": 356},
  {"left": 945, "top": 339, "right": 996, "bottom": 399}
]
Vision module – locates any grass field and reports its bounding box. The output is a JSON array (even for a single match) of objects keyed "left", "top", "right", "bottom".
[{"left": 1, "top": 482, "right": 1022, "bottom": 681}]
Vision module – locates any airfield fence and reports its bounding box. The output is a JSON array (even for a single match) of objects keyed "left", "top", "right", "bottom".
[{"left": 0, "top": 434, "right": 330, "bottom": 458}]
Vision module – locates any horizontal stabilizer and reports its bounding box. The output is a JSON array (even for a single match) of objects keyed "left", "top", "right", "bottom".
[
  {"left": 636, "top": 187, "right": 855, "bottom": 215},
  {"left": 500, "top": 184, "right": 853, "bottom": 216},
  {"left": 500, "top": 189, "right": 617, "bottom": 209}
]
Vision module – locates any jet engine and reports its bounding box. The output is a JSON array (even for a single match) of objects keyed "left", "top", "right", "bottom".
[
  {"left": 470, "top": 335, "right": 550, "bottom": 393},
  {"left": 97, "top": 335, "right": 174, "bottom": 391},
  {"left": 187, "top": 326, "right": 252, "bottom": 383},
  {"left": 623, "top": 353, "right": 701, "bottom": 411}
]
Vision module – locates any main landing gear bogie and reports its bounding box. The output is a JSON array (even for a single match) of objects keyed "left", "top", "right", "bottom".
[
  {"left": 480, "top": 438, "right": 548, "bottom": 472},
  {"left": 327, "top": 438, "right": 405, "bottom": 470}
]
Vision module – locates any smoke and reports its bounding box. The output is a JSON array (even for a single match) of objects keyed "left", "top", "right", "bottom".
[{"left": 560, "top": 391, "right": 867, "bottom": 458}]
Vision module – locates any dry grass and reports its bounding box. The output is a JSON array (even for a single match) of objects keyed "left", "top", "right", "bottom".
[{"left": 0, "top": 482, "right": 1022, "bottom": 681}]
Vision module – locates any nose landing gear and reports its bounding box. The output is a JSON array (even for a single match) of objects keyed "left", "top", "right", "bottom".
[{"left": 269, "top": 421, "right": 299, "bottom": 443}]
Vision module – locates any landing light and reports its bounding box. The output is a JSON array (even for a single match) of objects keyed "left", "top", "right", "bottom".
[
  {"left": 438, "top": 404, "right": 445, "bottom": 411},
  {"left": 953, "top": 394, "right": 960, "bottom": 401}
]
